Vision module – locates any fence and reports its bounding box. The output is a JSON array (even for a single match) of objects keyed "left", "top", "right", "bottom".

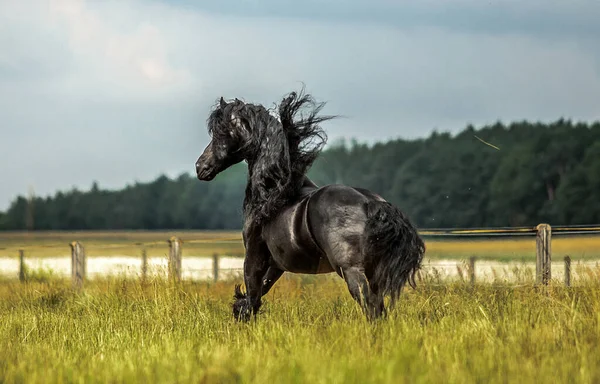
[
  {"left": 423, "top": 223, "right": 600, "bottom": 286},
  {"left": 5, "top": 223, "right": 600, "bottom": 289}
]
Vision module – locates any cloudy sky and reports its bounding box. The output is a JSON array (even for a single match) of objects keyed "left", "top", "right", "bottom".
[{"left": 1, "top": 0, "right": 599, "bottom": 210}]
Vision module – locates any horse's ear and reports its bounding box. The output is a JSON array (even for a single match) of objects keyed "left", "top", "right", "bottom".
[{"left": 220, "top": 97, "right": 227, "bottom": 109}]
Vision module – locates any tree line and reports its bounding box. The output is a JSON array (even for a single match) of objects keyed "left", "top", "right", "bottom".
[{"left": 2, "top": 118, "right": 600, "bottom": 230}]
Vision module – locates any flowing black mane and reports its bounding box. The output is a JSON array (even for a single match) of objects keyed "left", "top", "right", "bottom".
[
  {"left": 278, "top": 91, "right": 336, "bottom": 187},
  {"left": 206, "top": 90, "right": 336, "bottom": 226}
]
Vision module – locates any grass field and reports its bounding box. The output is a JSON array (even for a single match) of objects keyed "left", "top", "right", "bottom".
[
  {"left": 2, "top": 273, "right": 600, "bottom": 383},
  {"left": 2, "top": 230, "right": 600, "bottom": 262}
]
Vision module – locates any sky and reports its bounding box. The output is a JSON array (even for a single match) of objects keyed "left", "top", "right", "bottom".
[{"left": 1, "top": 0, "right": 600, "bottom": 210}]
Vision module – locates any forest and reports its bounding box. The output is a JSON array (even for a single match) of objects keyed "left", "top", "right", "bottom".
[{"left": 2, "top": 118, "right": 600, "bottom": 230}]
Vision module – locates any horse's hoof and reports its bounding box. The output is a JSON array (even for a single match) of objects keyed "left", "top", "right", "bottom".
[
  {"left": 232, "top": 299, "right": 252, "bottom": 322},
  {"left": 233, "top": 307, "right": 252, "bottom": 322}
]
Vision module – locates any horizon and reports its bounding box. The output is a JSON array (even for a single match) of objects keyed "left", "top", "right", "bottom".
[{"left": 2, "top": 116, "right": 598, "bottom": 210}]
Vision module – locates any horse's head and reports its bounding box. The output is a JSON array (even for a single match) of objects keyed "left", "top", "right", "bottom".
[
  {"left": 196, "top": 89, "right": 335, "bottom": 224},
  {"left": 195, "top": 97, "right": 252, "bottom": 181}
]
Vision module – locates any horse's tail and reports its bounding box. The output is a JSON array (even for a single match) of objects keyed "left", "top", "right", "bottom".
[{"left": 363, "top": 200, "right": 425, "bottom": 306}]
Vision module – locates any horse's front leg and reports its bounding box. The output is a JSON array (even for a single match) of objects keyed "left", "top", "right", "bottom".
[
  {"left": 232, "top": 239, "right": 271, "bottom": 322},
  {"left": 261, "top": 266, "right": 284, "bottom": 296}
]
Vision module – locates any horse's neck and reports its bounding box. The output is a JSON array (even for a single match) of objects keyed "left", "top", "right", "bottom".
[{"left": 242, "top": 165, "right": 313, "bottom": 220}]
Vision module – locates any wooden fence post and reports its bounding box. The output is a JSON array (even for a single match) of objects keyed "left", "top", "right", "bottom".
[
  {"left": 564, "top": 255, "right": 571, "bottom": 287},
  {"left": 168, "top": 237, "right": 182, "bottom": 283},
  {"left": 469, "top": 256, "right": 476, "bottom": 286},
  {"left": 141, "top": 248, "right": 148, "bottom": 282},
  {"left": 213, "top": 253, "right": 219, "bottom": 283},
  {"left": 536, "top": 223, "right": 552, "bottom": 285},
  {"left": 19, "top": 249, "right": 25, "bottom": 282},
  {"left": 70, "top": 241, "right": 86, "bottom": 289}
]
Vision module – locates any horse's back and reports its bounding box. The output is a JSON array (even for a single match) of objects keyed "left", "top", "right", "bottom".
[
  {"left": 307, "top": 184, "right": 386, "bottom": 225},
  {"left": 262, "top": 184, "right": 385, "bottom": 274}
]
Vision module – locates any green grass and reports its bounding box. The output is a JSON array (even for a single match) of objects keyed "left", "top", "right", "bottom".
[{"left": 2, "top": 273, "right": 600, "bottom": 383}]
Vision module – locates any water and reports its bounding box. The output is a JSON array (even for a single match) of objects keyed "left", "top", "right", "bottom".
[
  {"left": 1, "top": 256, "right": 597, "bottom": 283},
  {"left": 0, "top": 255, "right": 244, "bottom": 281}
]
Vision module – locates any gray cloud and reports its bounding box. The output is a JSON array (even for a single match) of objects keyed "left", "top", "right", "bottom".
[
  {"left": 1, "top": 0, "right": 599, "bottom": 209},
  {"left": 172, "top": 0, "right": 600, "bottom": 39}
]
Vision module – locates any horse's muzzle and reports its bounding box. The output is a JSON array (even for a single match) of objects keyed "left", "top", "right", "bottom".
[{"left": 196, "top": 162, "right": 216, "bottom": 181}]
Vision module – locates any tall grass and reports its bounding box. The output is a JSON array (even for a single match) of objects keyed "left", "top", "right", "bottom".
[{"left": 1, "top": 272, "right": 600, "bottom": 383}]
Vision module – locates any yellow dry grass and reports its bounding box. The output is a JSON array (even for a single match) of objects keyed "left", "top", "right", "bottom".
[
  {"left": 1, "top": 231, "right": 600, "bottom": 262},
  {"left": 0, "top": 231, "right": 245, "bottom": 259},
  {"left": 425, "top": 235, "right": 600, "bottom": 261}
]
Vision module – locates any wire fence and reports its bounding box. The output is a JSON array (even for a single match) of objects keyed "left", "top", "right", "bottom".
[
  {"left": 0, "top": 238, "right": 244, "bottom": 252},
  {"left": 3, "top": 224, "right": 600, "bottom": 252},
  {"left": 419, "top": 224, "right": 600, "bottom": 237}
]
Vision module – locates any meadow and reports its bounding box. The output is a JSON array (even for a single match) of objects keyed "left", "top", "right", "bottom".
[
  {"left": 2, "top": 230, "right": 600, "bottom": 262},
  {"left": 2, "top": 231, "right": 600, "bottom": 382},
  {"left": 2, "top": 272, "right": 600, "bottom": 383}
]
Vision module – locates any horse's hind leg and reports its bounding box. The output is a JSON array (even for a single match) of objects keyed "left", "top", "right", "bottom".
[
  {"left": 367, "top": 280, "right": 386, "bottom": 318},
  {"left": 341, "top": 266, "right": 383, "bottom": 320}
]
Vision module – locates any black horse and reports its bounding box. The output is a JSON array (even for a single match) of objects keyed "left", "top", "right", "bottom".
[{"left": 195, "top": 90, "right": 425, "bottom": 321}]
